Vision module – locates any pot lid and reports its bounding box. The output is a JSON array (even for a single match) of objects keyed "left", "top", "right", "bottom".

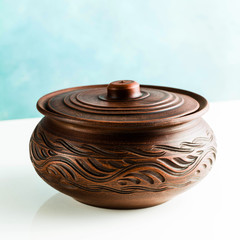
[{"left": 37, "top": 80, "right": 208, "bottom": 127}]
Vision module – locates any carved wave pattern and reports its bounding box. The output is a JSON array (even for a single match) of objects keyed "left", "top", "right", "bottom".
[{"left": 30, "top": 125, "right": 216, "bottom": 194}]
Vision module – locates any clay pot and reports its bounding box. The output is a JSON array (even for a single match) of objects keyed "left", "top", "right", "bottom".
[{"left": 29, "top": 80, "right": 216, "bottom": 209}]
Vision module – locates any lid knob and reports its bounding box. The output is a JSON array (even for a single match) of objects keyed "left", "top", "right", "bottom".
[{"left": 107, "top": 80, "right": 142, "bottom": 100}]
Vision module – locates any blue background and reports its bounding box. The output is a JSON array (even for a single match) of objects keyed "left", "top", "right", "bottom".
[{"left": 1, "top": 0, "right": 239, "bottom": 120}]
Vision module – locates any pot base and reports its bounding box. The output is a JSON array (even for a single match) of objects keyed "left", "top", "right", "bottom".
[{"left": 73, "top": 198, "right": 169, "bottom": 209}]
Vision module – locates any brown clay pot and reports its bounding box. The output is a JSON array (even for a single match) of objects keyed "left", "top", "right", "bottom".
[{"left": 29, "top": 80, "right": 216, "bottom": 209}]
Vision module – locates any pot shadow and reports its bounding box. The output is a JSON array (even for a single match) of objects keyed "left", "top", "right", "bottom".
[
  {"left": 32, "top": 192, "right": 155, "bottom": 222},
  {"left": 31, "top": 193, "right": 169, "bottom": 239},
  {"left": 31, "top": 192, "right": 181, "bottom": 236},
  {"left": 29, "top": 189, "right": 190, "bottom": 240}
]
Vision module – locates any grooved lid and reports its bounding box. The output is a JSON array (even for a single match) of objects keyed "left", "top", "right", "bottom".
[{"left": 37, "top": 80, "right": 208, "bottom": 127}]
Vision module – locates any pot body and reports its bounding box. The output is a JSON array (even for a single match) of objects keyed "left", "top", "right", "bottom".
[{"left": 30, "top": 117, "right": 216, "bottom": 209}]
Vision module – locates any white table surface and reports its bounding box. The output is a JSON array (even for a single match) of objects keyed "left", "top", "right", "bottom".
[{"left": 0, "top": 100, "right": 240, "bottom": 240}]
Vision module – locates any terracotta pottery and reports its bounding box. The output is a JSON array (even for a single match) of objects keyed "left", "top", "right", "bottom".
[{"left": 29, "top": 80, "right": 216, "bottom": 209}]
